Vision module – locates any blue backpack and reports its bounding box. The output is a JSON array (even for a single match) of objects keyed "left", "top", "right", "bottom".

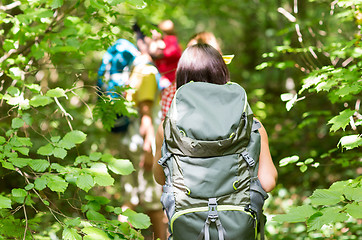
[{"left": 97, "top": 39, "right": 140, "bottom": 132}]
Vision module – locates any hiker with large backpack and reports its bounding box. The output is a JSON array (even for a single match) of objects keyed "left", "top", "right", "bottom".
[{"left": 153, "top": 43, "right": 277, "bottom": 240}]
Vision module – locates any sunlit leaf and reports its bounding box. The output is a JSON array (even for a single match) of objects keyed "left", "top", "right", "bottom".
[
  {"left": 86, "top": 210, "right": 107, "bottom": 222},
  {"left": 0, "top": 196, "right": 12, "bottom": 209},
  {"left": 29, "top": 159, "right": 50, "bottom": 172},
  {"left": 108, "top": 158, "right": 135, "bottom": 175},
  {"left": 345, "top": 202, "right": 362, "bottom": 219},
  {"left": 34, "top": 176, "right": 47, "bottom": 191},
  {"left": 62, "top": 227, "right": 82, "bottom": 240},
  {"left": 94, "top": 173, "right": 114, "bottom": 186},
  {"left": 328, "top": 109, "right": 355, "bottom": 132},
  {"left": 279, "top": 155, "right": 299, "bottom": 167},
  {"left": 11, "top": 118, "right": 24, "bottom": 129},
  {"left": 29, "top": 95, "right": 53, "bottom": 107},
  {"left": 47, "top": 175, "right": 68, "bottom": 192},
  {"left": 46, "top": 87, "right": 66, "bottom": 98},
  {"left": 309, "top": 189, "right": 343, "bottom": 205},
  {"left": 338, "top": 135, "right": 362, "bottom": 150},
  {"left": 122, "top": 208, "right": 151, "bottom": 229},
  {"left": 82, "top": 227, "right": 110, "bottom": 240},
  {"left": 11, "top": 188, "right": 27, "bottom": 203},
  {"left": 273, "top": 205, "right": 316, "bottom": 223},
  {"left": 76, "top": 173, "right": 94, "bottom": 192},
  {"left": 53, "top": 147, "right": 67, "bottom": 159},
  {"left": 307, "top": 207, "right": 348, "bottom": 232}
]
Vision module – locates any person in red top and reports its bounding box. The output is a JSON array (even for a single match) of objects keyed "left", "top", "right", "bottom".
[{"left": 149, "top": 20, "right": 182, "bottom": 120}]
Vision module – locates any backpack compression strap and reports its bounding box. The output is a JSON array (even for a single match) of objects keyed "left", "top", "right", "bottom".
[{"left": 197, "top": 198, "right": 227, "bottom": 240}]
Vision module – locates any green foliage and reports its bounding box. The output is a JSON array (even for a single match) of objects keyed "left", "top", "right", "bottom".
[
  {"left": 274, "top": 177, "right": 361, "bottom": 232},
  {"left": 269, "top": 0, "right": 362, "bottom": 237},
  {"left": 0, "top": 0, "right": 151, "bottom": 239}
]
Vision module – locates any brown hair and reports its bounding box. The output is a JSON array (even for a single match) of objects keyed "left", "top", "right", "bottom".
[{"left": 176, "top": 43, "right": 230, "bottom": 89}]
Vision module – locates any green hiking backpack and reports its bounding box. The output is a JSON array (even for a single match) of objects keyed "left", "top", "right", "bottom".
[{"left": 158, "top": 81, "right": 269, "bottom": 240}]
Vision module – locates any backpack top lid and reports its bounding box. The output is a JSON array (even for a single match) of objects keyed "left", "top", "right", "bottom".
[{"left": 164, "top": 81, "right": 254, "bottom": 157}]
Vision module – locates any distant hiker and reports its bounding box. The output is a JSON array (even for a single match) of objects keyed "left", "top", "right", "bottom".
[
  {"left": 148, "top": 20, "right": 182, "bottom": 120},
  {"left": 97, "top": 38, "right": 166, "bottom": 239}
]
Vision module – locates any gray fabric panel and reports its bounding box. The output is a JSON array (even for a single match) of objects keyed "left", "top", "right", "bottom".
[
  {"left": 247, "top": 120, "right": 261, "bottom": 177},
  {"left": 178, "top": 154, "right": 239, "bottom": 198},
  {"left": 249, "top": 179, "right": 268, "bottom": 221},
  {"left": 164, "top": 113, "right": 253, "bottom": 157},
  {"left": 172, "top": 210, "right": 255, "bottom": 240},
  {"left": 164, "top": 82, "right": 255, "bottom": 158},
  {"left": 175, "top": 82, "right": 246, "bottom": 141},
  {"left": 161, "top": 186, "right": 176, "bottom": 221}
]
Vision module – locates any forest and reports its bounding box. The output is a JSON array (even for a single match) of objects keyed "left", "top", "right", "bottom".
[{"left": 0, "top": 0, "right": 361, "bottom": 239}]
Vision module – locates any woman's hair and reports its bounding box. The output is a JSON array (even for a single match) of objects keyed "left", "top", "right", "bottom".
[
  {"left": 176, "top": 43, "right": 230, "bottom": 89},
  {"left": 187, "top": 32, "right": 222, "bottom": 54}
]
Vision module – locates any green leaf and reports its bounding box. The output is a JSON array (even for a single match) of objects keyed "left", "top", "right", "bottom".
[
  {"left": 11, "top": 188, "right": 27, "bottom": 203},
  {"left": 50, "top": 0, "right": 64, "bottom": 9},
  {"left": 86, "top": 210, "right": 107, "bottom": 222},
  {"left": 300, "top": 164, "right": 308, "bottom": 173},
  {"left": 89, "top": 152, "right": 102, "bottom": 161},
  {"left": 25, "top": 84, "right": 41, "bottom": 92},
  {"left": 8, "top": 158, "right": 31, "bottom": 168},
  {"left": 60, "top": 131, "right": 87, "bottom": 150},
  {"left": 343, "top": 184, "right": 362, "bottom": 201},
  {"left": 85, "top": 195, "right": 110, "bottom": 205},
  {"left": 47, "top": 175, "right": 68, "bottom": 193},
  {"left": 304, "top": 158, "right": 314, "bottom": 164},
  {"left": 53, "top": 147, "right": 67, "bottom": 159},
  {"left": 46, "top": 87, "right": 66, "bottom": 98},
  {"left": 82, "top": 227, "right": 110, "bottom": 240},
  {"left": 62, "top": 227, "right": 82, "bottom": 240},
  {"left": 306, "top": 212, "right": 323, "bottom": 232},
  {"left": 51, "top": 136, "right": 61, "bottom": 143},
  {"left": 34, "top": 176, "right": 47, "bottom": 191},
  {"left": 22, "top": 113, "right": 33, "bottom": 125},
  {"left": 307, "top": 207, "right": 348, "bottom": 232},
  {"left": 345, "top": 202, "right": 362, "bottom": 219},
  {"left": 65, "top": 217, "right": 81, "bottom": 227},
  {"left": 0, "top": 136, "right": 6, "bottom": 145},
  {"left": 25, "top": 184, "right": 34, "bottom": 190},
  {"left": 1, "top": 161, "right": 15, "bottom": 170},
  {"left": 74, "top": 155, "right": 90, "bottom": 165},
  {"left": 29, "top": 159, "right": 50, "bottom": 172},
  {"left": 122, "top": 208, "right": 151, "bottom": 229},
  {"left": 37, "top": 143, "right": 54, "bottom": 156},
  {"left": 279, "top": 155, "right": 299, "bottom": 167},
  {"left": 29, "top": 95, "right": 53, "bottom": 107},
  {"left": 273, "top": 205, "right": 316, "bottom": 223},
  {"left": 328, "top": 109, "right": 355, "bottom": 132},
  {"left": 13, "top": 147, "right": 29, "bottom": 156},
  {"left": 7, "top": 86, "right": 20, "bottom": 96},
  {"left": 309, "top": 189, "right": 343, "bottom": 205},
  {"left": 76, "top": 174, "right": 94, "bottom": 192},
  {"left": 94, "top": 173, "right": 114, "bottom": 186},
  {"left": 11, "top": 118, "right": 25, "bottom": 129},
  {"left": 338, "top": 135, "right": 362, "bottom": 150},
  {"left": 108, "top": 158, "right": 135, "bottom": 175},
  {"left": 0, "top": 196, "right": 12, "bottom": 209},
  {"left": 114, "top": 207, "right": 123, "bottom": 215}
]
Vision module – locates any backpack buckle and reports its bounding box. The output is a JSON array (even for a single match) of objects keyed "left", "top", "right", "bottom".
[
  {"left": 241, "top": 151, "right": 255, "bottom": 167},
  {"left": 208, "top": 198, "right": 218, "bottom": 222}
]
